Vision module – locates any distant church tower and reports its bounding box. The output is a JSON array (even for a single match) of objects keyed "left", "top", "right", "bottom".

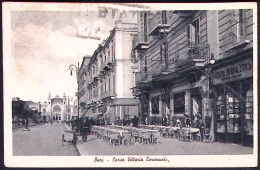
[{"left": 47, "top": 92, "right": 52, "bottom": 118}]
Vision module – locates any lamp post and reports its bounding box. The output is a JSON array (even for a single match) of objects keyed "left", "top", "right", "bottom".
[{"left": 69, "top": 62, "right": 80, "bottom": 120}]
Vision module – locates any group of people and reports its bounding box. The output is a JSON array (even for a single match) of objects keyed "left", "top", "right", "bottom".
[{"left": 12, "top": 117, "right": 29, "bottom": 127}]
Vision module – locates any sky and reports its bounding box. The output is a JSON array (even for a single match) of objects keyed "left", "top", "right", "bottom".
[{"left": 9, "top": 7, "right": 138, "bottom": 102}]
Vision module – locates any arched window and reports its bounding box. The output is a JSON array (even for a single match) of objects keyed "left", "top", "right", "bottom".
[{"left": 53, "top": 105, "right": 61, "bottom": 112}]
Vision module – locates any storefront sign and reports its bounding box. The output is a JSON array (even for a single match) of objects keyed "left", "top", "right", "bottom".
[{"left": 213, "top": 59, "right": 252, "bottom": 85}]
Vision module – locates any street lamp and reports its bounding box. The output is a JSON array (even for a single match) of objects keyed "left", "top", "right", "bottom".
[{"left": 69, "top": 62, "right": 80, "bottom": 120}]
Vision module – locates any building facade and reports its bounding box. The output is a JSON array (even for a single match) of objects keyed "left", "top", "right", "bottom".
[
  {"left": 39, "top": 93, "right": 71, "bottom": 122},
  {"left": 79, "top": 20, "right": 139, "bottom": 124},
  {"left": 132, "top": 10, "right": 253, "bottom": 146}
]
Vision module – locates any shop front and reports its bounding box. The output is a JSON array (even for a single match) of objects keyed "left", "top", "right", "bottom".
[{"left": 212, "top": 55, "right": 253, "bottom": 146}]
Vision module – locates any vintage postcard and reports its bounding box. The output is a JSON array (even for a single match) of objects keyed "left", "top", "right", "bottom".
[{"left": 3, "top": 2, "right": 258, "bottom": 168}]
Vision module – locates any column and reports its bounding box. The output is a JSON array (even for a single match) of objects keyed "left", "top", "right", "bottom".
[
  {"left": 170, "top": 92, "right": 174, "bottom": 125},
  {"left": 159, "top": 96, "right": 162, "bottom": 125},
  {"left": 148, "top": 97, "right": 152, "bottom": 124},
  {"left": 185, "top": 90, "right": 191, "bottom": 117}
]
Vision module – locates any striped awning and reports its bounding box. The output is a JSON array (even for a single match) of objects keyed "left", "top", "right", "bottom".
[{"left": 83, "top": 109, "right": 94, "bottom": 118}]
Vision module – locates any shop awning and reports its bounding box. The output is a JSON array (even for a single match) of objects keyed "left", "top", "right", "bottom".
[
  {"left": 88, "top": 112, "right": 103, "bottom": 119},
  {"left": 80, "top": 109, "right": 90, "bottom": 118},
  {"left": 104, "top": 107, "right": 115, "bottom": 116},
  {"left": 98, "top": 105, "right": 107, "bottom": 113},
  {"left": 84, "top": 109, "right": 94, "bottom": 118}
]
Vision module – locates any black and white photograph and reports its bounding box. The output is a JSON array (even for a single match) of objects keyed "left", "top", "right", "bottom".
[{"left": 3, "top": 2, "right": 257, "bottom": 168}]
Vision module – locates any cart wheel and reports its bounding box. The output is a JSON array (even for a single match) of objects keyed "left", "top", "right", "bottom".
[{"left": 62, "top": 134, "right": 64, "bottom": 146}]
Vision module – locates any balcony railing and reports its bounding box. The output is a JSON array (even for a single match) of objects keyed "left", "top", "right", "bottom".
[
  {"left": 100, "top": 59, "right": 114, "bottom": 72},
  {"left": 175, "top": 43, "right": 209, "bottom": 68},
  {"left": 151, "top": 61, "right": 170, "bottom": 78},
  {"left": 100, "top": 90, "right": 115, "bottom": 99},
  {"left": 135, "top": 72, "right": 143, "bottom": 85},
  {"left": 135, "top": 71, "right": 151, "bottom": 85},
  {"left": 132, "top": 32, "right": 149, "bottom": 50},
  {"left": 148, "top": 12, "right": 170, "bottom": 36}
]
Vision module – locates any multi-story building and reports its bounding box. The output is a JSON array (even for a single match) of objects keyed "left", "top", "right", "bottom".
[
  {"left": 78, "top": 56, "right": 91, "bottom": 118},
  {"left": 80, "top": 20, "right": 139, "bottom": 124},
  {"left": 211, "top": 9, "right": 253, "bottom": 146},
  {"left": 132, "top": 9, "right": 253, "bottom": 146}
]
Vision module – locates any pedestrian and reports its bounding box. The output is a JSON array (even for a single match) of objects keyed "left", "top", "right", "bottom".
[
  {"left": 198, "top": 119, "right": 205, "bottom": 140},
  {"left": 82, "top": 118, "right": 91, "bottom": 142},
  {"left": 123, "top": 116, "right": 128, "bottom": 126},
  {"left": 24, "top": 118, "right": 29, "bottom": 129},
  {"left": 185, "top": 115, "right": 191, "bottom": 127},
  {"left": 176, "top": 119, "right": 183, "bottom": 128},
  {"left": 132, "top": 115, "right": 139, "bottom": 128}
]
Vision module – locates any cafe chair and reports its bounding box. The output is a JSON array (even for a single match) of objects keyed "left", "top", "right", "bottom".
[
  {"left": 195, "top": 132, "right": 201, "bottom": 141},
  {"left": 178, "top": 129, "right": 185, "bottom": 141},
  {"left": 109, "top": 133, "right": 120, "bottom": 146},
  {"left": 172, "top": 129, "right": 179, "bottom": 139},
  {"left": 167, "top": 128, "right": 174, "bottom": 138},
  {"left": 141, "top": 132, "right": 151, "bottom": 144},
  {"left": 122, "top": 131, "right": 133, "bottom": 145},
  {"left": 183, "top": 129, "right": 193, "bottom": 142},
  {"left": 132, "top": 131, "right": 139, "bottom": 142},
  {"left": 203, "top": 128, "right": 211, "bottom": 143},
  {"left": 161, "top": 128, "right": 169, "bottom": 138},
  {"left": 151, "top": 131, "right": 161, "bottom": 144}
]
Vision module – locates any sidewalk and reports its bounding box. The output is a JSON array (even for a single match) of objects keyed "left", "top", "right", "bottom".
[
  {"left": 62, "top": 124, "right": 253, "bottom": 156},
  {"left": 77, "top": 135, "right": 253, "bottom": 155}
]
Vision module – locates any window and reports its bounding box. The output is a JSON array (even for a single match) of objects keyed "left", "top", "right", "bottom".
[
  {"left": 187, "top": 18, "right": 200, "bottom": 44},
  {"left": 144, "top": 56, "right": 148, "bottom": 70},
  {"left": 108, "top": 78, "right": 111, "bottom": 90},
  {"left": 143, "top": 11, "right": 148, "bottom": 42},
  {"left": 108, "top": 48, "right": 110, "bottom": 62},
  {"left": 111, "top": 44, "right": 115, "bottom": 61},
  {"left": 233, "top": 9, "right": 246, "bottom": 43},
  {"left": 113, "top": 75, "right": 116, "bottom": 94},
  {"left": 151, "top": 97, "right": 159, "bottom": 114},
  {"left": 162, "top": 10, "right": 167, "bottom": 24},
  {"left": 174, "top": 92, "right": 185, "bottom": 114},
  {"left": 104, "top": 77, "right": 106, "bottom": 92},
  {"left": 92, "top": 66, "right": 95, "bottom": 77},
  {"left": 160, "top": 42, "right": 169, "bottom": 69}
]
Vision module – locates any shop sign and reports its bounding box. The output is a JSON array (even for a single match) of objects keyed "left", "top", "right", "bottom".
[{"left": 213, "top": 59, "right": 252, "bottom": 85}]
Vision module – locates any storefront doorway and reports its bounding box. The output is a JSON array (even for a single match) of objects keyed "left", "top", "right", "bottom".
[
  {"left": 190, "top": 88, "right": 202, "bottom": 126},
  {"left": 214, "top": 78, "right": 253, "bottom": 146}
]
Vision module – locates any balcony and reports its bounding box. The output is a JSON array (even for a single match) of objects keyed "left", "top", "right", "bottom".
[
  {"left": 135, "top": 72, "right": 143, "bottom": 86},
  {"left": 100, "top": 90, "right": 115, "bottom": 99},
  {"left": 100, "top": 60, "right": 114, "bottom": 72},
  {"left": 175, "top": 43, "right": 209, "bottom": 68},
  {"left": 148, "top": 12, "right": 170, "bottom": 36},
  {"left": 132, "top": 32, "right": 149, "bottom": 50},
  {"left": 151, "top": 62, "right": 170, "bottom": 78},
  {"left": 135, "top": 71, "right": 151, "bottom": 86},
  {"left": 172, "top": 10, "right": 194, "bottom": 18}
]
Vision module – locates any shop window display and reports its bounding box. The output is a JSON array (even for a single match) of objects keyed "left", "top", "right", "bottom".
[
  {"left": 244, "top": 86, "right": 253, "bottom": 136},
  {"left": 215, "top": 79, "right": 253, "bottom": 146}
]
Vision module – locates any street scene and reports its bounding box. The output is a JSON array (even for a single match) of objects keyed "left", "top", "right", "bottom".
[{"left": 4, "top": 3, "right": 256, "bottom": 167}]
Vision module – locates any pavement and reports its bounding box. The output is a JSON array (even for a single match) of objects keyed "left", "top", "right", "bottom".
[
  {"left": 12, "top": 124, "right": 39, "bottom": 129},
  {"left": 62, "top": 124, "right": 253, "bottom": 156},
  {"left": 12, "top": 122, "right": 79, "bottom": 156}
]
